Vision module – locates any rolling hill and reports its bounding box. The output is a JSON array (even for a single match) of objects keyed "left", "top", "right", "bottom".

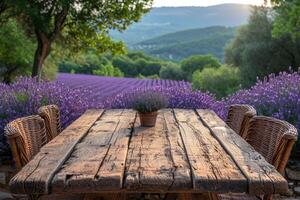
[
  {"left": 132, "top": 26, "right": 236, "bottom": 61},
  {"left": 110, "top": 4, "right": 251, "bottom": 45}
]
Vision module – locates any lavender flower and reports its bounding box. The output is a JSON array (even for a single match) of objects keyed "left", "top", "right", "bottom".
[
  {"left": 1, "top": 71, "right": 300, "bottom": 164},
  {"left": 0, "top": 77, "right": 103, "bottom": 164},
  {"left": 131, "top": 91, "right": 168, "bottom": 113}
]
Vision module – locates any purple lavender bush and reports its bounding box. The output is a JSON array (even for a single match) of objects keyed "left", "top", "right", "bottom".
[
  {"left": 0, "top": 77, "right": 103, "bottom": 164},
  {"left": 226, "top": 71, "right": 300, "bottom": 130},
  {"left": 131, "top": 91, "right": 168, "bottom": 113},
  {"left": 105, "top": 85, "right": 223, "bottom": 115},
  {"left": 1, "top": 71, "right": 300, "bottom": 164},
  {"left": 225, "top": 71, "right": 300, "bottom": 156}
]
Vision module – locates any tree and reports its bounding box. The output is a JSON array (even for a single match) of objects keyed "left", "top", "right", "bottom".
[
  {"left": 135, "top": 59, "right": 162, "bottom": 77},
  {"left": 0, "top": 19, "right": 34, "bottom": 83},
  {"left": 159, "top": 62, "right": 187, "bottom": 81},
  {"left": 181, "top": 54, "right": 221, "bottom": 81},
  {"left": 225, "top": 6, "right": 300, "bottom": 87},
  {"left": 7, "top": 0, "right": 153, "bottom": 81},
  {"left": 112, "top": 55, "right": 137, "bottom": 77},
  {"left": 192, "top": 65, "right": 241, "bottom": 99},
  {"left": 269, "top": 0, "right": 300, "bottom": 39},
  {"left": 93, "top": 65, "right": 124, "bottom": 77},
  {"left": 112, "top": 52, "right": 164, "bottom": 78}
]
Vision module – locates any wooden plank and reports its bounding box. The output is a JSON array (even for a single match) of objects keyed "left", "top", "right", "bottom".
[
  {"left": 51, "top": 109, "right": 137, "bottom": 193},
  {"left": 173, "top": 109, "right": 247, "bottom": 193},
  {"left": 124, "top": 109, "right": 191, "bottom": 191},
  {"left": 196, "top": 109, "right": 288, "bottom": 195},
  {"left": 9, "top": 109, "right": 104, "bottom": 194}
]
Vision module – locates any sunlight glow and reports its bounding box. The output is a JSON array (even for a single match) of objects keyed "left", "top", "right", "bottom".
[{"left": 153, "top": 0, "right": 266, "bottom": 7}]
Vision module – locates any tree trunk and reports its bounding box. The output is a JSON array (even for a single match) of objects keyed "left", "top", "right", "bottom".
[{"left": 32, "top": 31, "right": 51, "bottom": 82}]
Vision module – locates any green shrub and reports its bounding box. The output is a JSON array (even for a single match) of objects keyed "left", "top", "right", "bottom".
[
  {"left": 112, "top": 55, "right": 137, "bottom": 77},
  {"left": 93, "top": 65, "right": 124, "bottom": 77},
  {"left": 42, "top": 57, "right": 59, "bottom": 80},
  {"left": 136, "top": 74, "right": 160, "bottom": 79},
  {"left": 192, "top": 65, "right": 241, "bottom": 99},
  {"left": 159, "top": 62, "right": 187, "bottom": 81},
  {"left": 14, "top": 92, "right": 28, "bottom": 103},
  {"left": 0, "top": 19, "right": 34, "bottom": 83},
  {"left": 181, "top": 54, "right": 221, "bottom": 80}
]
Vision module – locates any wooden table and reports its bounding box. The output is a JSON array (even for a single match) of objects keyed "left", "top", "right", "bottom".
[{"left": 9, "top": 109, "right": 288, "bottom": 199}]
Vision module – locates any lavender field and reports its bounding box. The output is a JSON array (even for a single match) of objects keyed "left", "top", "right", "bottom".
[
  {"left": 1, "top": 71, "right": 300, "bottom": 163},
  {"left": 57, "top": 73, "right": 189, "bottom": 102}
]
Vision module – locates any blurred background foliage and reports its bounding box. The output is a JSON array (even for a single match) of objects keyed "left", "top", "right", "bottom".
[
  {"left": 192, "top": 65, "right": 241, "bottom": 99},
  {"left": 0, "top": 2, "right": 300, "bottom": 99}
]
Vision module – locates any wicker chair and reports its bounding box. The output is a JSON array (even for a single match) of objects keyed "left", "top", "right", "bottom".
[
  {"left": 5, "top": 115, "right": 47, "bottom": 170},
  {"left": 226, "top": 104, "right": 257, "bottom": 138},
  {"left": 38, "top": 105, "right": 61, "bottom": 142},
  {"left": 214, "top": 116, "right": 298, "bottom": 200},
  {"left": 5, "top": 115, "right": 78, "bottom": 200}
]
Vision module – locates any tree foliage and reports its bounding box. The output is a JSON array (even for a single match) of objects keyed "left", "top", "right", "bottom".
[
  {"left": 159, "top": 62, "right": 187, "bottom": 81},
  {"left": 59, "top": 51, "right": 164, "bottom": 78},
  {"left": 5, "top": 0, "right": 153, "bottom": 80},
  {"left": 181, "top": 54, "right": 221, "bottom": 80},
  {"left": 192, "top": 65, "right": 241, "bottom": 99},
  {"left": 0, "top": 19, "right": 34, "bottom": 83},
  {"left": 93, "top": 65, "right": 124, "bottom": 77},
  {"left": 225, "top": 6, "right": 300, "bottom": 87},
  {"left": 270, "top": 0, "right": 300, "bottom": 39},
  {"left": 112, "top": 52, "right": 163, "bottom": 78}
]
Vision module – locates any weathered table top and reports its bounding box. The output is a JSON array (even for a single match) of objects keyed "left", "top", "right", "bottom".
[{"left": 10, "top": 109, "right": 288, "bottom": 195}]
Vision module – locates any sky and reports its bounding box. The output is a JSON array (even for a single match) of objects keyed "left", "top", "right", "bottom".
[{"left": 153, "top": 0, "right": 266, "bottom": 7}]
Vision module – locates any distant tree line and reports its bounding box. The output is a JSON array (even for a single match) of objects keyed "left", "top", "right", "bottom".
[
  {"left": 59, "top": 51, "right": 163, "bottom": 79},
  {"left": 58, "top": 49, "right": 240, "bottom": 99}
]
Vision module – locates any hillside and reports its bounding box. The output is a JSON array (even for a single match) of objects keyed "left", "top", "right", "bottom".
[
  {"left": 133, "top": 26, "right": 236, "bottom": 61},
  {"left": 110, "top": 4, "right": 251, "bottom": 45}
]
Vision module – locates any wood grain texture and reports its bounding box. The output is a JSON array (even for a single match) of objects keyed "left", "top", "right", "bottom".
[
  {"left": 173, "top": 109, "right": 247, "bottom": 193},
  {"left": 196, "top": 109, "right": 288, "bottom": 195},
  {"left": 52, "top": 109, "right": 137, "bottom": 193},
  {"left": 9, "top": 109, "right": 104, "bottom": 194},
  {"left": 124, "top": 109, "right": 191, "bottom": 191},
  {"left": 9, "top": 109, "right": 288, "bottom": 196}
]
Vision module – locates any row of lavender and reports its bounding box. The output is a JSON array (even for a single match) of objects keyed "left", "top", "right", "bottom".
[
  {"left": 56, "top": 73, "right": 189, "bottom": 101},
  {"left": 1, "top": 72, "right": 299, "bottom": 163}
]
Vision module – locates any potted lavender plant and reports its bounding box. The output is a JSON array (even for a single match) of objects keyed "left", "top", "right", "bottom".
[{"left": 132, "top": 91, "right": 168, "bottom": 127}]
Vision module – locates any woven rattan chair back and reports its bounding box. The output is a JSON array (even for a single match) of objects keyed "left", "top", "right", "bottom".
[
  {"left": 226, "top": 104, "right": 257, "bottom": 138},
  {"left": 5, "top": 115, "right": 47, "bottom": 170},
  {"left": 38, "top": 104, "right": 61, "bottom": 142},
  {"left": 246, "top": 116, "right": 298, "bottom": 174}
]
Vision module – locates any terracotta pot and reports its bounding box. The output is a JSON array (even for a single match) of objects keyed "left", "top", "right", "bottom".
[{"left": 138, "top": 111, "right": 158, "bottom": 127}]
